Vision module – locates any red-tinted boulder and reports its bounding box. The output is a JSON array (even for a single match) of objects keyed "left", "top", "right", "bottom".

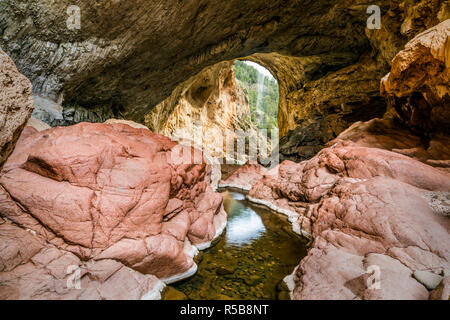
[
  {"left": 248, "top": 121, "right": 450, "bottom": 299},
  {"left": 330, "top": 118, "right": 450, "bottom": 172},
  {"left": 219, "top": 162, "right": 268, "bottom": 191},
  {"left": 0, "top": 122, "right": 227, "bottom": 299}
]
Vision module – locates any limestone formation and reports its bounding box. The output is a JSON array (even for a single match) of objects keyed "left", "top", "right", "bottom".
[
  {"left": 248, "top": 125, "right": 450, "bottom": 299},
  {"left": 0, "top": 219, "right": 165, "bottom": 300},
  {"left": 219, "top": 163, "right": 268, "bottom": 191},
  {"left": 145, "top": 61, "right": 255, "bottom": 161},
  {"left": 381, "top": 19, "right": 450, "bottom": 136},
  {"left": 0, "top": 49, "right": 34, "bottom": 170},
  {"left": 26, "top": 116, "right": 51, "bottom": 132},
  {"left": 0, "top": 0, "right": 449, "bottom": 302},
  {"left": 0, "top": 122, "right": 227, "bottom": 299},
  {"left": 2, "top": 1, "right": 447, "bottom": 136},
  {"left": 244, "top": 22, "right": 450, "bottom": 299}
]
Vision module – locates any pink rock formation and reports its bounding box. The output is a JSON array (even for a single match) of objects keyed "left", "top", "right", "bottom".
[
  {"left": 249, "top": 134, "right": 450, "bottom": 299},
  {"left": 329, "top": 118, "right": 450, "bottom": 172},
  {"left": 219, "top": 162, "right": 268, "bottom": 191},
  {"left": 247, "top": 22, "right": 450, "bottom": 299},
  {"left": 0, "top": 122, "right": 227, "bottom": 299}
]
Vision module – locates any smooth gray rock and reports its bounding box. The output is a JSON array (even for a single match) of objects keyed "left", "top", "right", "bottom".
[{"left": 413, "top": 270, "right": 444, "bottom": 290}]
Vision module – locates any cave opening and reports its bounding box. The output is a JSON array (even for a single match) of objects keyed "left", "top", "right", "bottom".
[{"left": 232, "top": 59, "right": 279, "bottom": 142}]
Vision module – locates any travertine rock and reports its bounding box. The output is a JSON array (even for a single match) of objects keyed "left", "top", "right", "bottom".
[
  {"left": 2, "top": 1, "right": 447, "bottom": 136},
  {"left": 219, "top": 163, "right": 268, "bottom": 191},
  {"left": 0, "top": 49, "right": 34, "bottom": 170},
  {"left": 248, "top": 118, "right": 450, "bottom": 299},
  {"left": 429, "top": 277, "right": 450, "bottom": 300},
  {"left": 381, "top": 19, "right": 450, "bottom": 136},
  {"left": 329, "top": 118, "right": 450, "bottom": 172},
  {"left": 26, "top": 116, "right": 51, "bottom": 132},
  {"left": 0, "top": 0, "right": 378, "bottom": 124},
  {"left": 145, "top": 61, "right": 255, "bottom": 161},
  {"left": 0, "top": 219, "right": 165, "bottom": 300},
  {"left": 104, "top": 118, "right": 148, "bottom": 129},
  {"left": 0, "top": 122, "right": 227, "bottom": 299}
]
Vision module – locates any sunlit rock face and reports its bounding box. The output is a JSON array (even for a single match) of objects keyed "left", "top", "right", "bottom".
[
  {"left": 381, "top": 19, "right": 450, "bottom": 137},
  {"left": 0, "top": 49, "right": 34, "bottom": 170},
  {"left": 145, "top": 61, "right": 254, "bottom": 161}
]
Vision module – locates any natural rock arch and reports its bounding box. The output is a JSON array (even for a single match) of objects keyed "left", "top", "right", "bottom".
[{"left": 3, "top": 0, "right": 447, "bottom": 130}]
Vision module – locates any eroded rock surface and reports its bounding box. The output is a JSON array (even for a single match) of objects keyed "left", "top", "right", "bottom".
[
  {"left": 2, "top": 1, "right": 448, "bottom": 136},
  {"left": 145, "top": 61, "right": 256, "bottom": 161},
  {"left": 330, "top": 118, "right": 450, "bottom": 172},
  {"left": 0, "top": 49, "right": 34, "bottom": 170},
  {"left": 276, "top": 3, "right": 448, "bottom": 158},
  {"left": 248, "top": 126, "right": 450, "bottom": 299},
  {"left": 381, "top": 19, "right": 450, "bottom": 136},
  {"left": 0, "top": 122, "right": 227, "bottom": 299},
  {"left": 245, "top": 21, "right": 450, "bottom": 299},
  {"left": 219, "top": 163, "right": 268, "bottom": 191},
  {"left": 0, "top": 219, "right": 165, "bottom": 300}
]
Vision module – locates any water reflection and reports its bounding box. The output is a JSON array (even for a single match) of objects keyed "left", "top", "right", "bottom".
[
  {"left": 172, "top": 190, "right": 307, "bottom": 300},
  {"left": 224, "top": 192, "right": 266, "bottom": 246}
]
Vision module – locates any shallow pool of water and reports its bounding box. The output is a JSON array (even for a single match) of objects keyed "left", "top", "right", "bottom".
[{"left": 172, "top": 190, "right": 308, "bottom": 300}]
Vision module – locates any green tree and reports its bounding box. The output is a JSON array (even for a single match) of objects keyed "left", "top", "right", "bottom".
[{"left": 233, "top": 60, "right": 279, "bottom": 133}]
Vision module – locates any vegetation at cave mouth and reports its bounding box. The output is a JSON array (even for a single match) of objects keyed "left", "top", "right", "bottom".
[{"left": 233, "top": 60, "right": 279, "bottom": 133}]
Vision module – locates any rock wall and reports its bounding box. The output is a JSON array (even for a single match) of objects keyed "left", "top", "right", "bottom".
[
  {"left": 381, "top": 20, "right": 450, "bottom": 137},
  {"left": 247, "top": 121, "right": 450, "bottom": 299},
  {"left": 32, "top": 95, "right": 116, "bottom": 127},
  {"left": 145, "top": 61, "right": 254, "bottom": 161},
  {"left": 277, "top": 1, "right": 449, "bottom": 160},
  {"left": 0, "top": 49, "right": 34, "bottom": 170},
  {"left": 0, "top": 0, "right": 376, "bottom": 123},
  {"left": 1, "top": 1, "right": 448, "bottom": 158},
  {"left": 0, "top": 122, "right": 227, "bottom": 299}
]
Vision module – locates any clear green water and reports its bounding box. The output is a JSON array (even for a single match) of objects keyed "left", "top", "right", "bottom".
[{"left": 172, "top": 190, "right": 308, "bottom": 300}]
